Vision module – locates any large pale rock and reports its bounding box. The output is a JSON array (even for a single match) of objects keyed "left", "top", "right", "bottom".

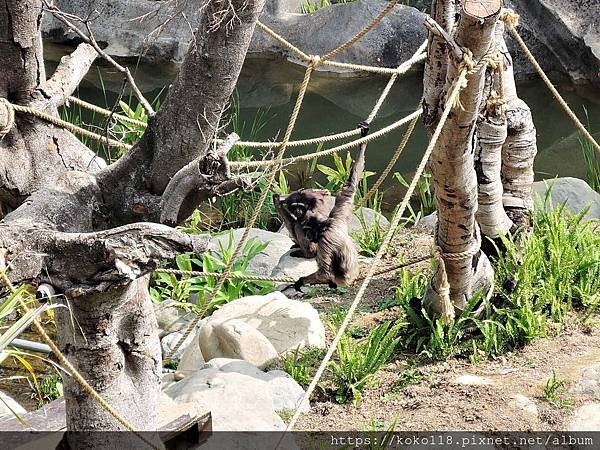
[
  {"left": 210, "top": 229, "right": 293, "bottom": 276},
  {"left": 161, "top": 317, "right": 207, "bottom": 362},
  {"left": 532, "top": 177, "right": 600, "bottom": 221},
  {"left": 200, "top": 319, "right": 279, "bottom": 369},
  {"left": 199, "top": 292, "right": 325, "bottom": 355},
  {"left": 271, "top": 250, "right": 319, "bottom": 280},
  {"left": 163, "top": 365, "right": 285, "bottom": 431},
  {"left": 204, "top": 358, "right": 309, "bottom": 412},
  {"left": 568, "top": 403, "right": 600, "bottom": 431},
  {"left": 174, "top": 330, "right": 206, "bottom": 380},
  {"left": 0, "top": 391, "right": 26, "bottom": 422}
]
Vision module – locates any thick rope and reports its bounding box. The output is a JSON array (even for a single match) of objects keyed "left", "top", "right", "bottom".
[
  {"left": 67, "top": 96, "right": 148, "bottom": 127},
  {"left": 164, "top": 62, "right": 317, "bottom": 363},
  {"left": 323, "top": 54, "right": 426, "bottom": 75},
  {"left": 155, "top": 254, "right": 432, "bottom": 284},
  {"left": 500, "top": 9, "right": 600, "bottom": 153},
  {"left": 278, "top": 63, "right": 473, "bottom": 442},
  {"left": 0, "top": 270, "right": 160, "bottom": 450},
  {"left": 0, "top": 98, "right": 15, "bottom": 138},
  {"left": 6, "top": 101, "right": 131, "bottom": 150},
  {"left": 230, "top": 109, "right": 423, "bottom": 169}
]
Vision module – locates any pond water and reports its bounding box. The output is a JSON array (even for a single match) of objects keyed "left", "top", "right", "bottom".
[{"left": 44, "top": 44, "right": 600, "bottom": 202}]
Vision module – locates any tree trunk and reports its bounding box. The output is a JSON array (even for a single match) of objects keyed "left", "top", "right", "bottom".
[
  {"left": 423, "top": 0, "right": 501, "bottom": 314},
  {"left": 0, "top": 0, "right": 265, "bottom": 440}
]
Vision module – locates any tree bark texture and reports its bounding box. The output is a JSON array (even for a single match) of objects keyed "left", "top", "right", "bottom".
[
  {"left": 0, "top": 0, "right": 265, "bottom": 437},
  {"left": 423, "top": 0, "right": 500, "bottom": 312}
]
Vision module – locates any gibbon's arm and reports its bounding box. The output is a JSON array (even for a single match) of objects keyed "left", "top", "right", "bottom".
[
  {"left": 273, "top": 194, "right": 298, "bottom": 237},
  {"left": 330, "top": 122, "right": 369, "bottom": 221}
]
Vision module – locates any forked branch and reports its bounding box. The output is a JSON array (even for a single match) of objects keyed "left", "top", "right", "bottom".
[{"left": 159, "top": 133, "right": 252, "bottom": 226}]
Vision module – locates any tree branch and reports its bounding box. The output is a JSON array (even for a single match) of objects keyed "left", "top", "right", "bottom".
[
  {"left": 0, "top": 222, "right": 211, "bottom": 297},
  {"left": 159, "top": 133, "right": 252, "bottom": 226},
  {"left": 44, "top": 42, "right": 97, "bottom": 107},
  {"left": 41, "top": 0, "right": 155, "bottom": 116}
]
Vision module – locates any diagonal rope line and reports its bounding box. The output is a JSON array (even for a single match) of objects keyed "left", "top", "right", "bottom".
[
  {"left": 500, "top": 9, "right": 600, "bottom": 154},
  {"left": 164, "top": 61, "right": 317, "bottom": 363},
  {"left": 275, "top": 66, "right": 471, "bottom": 446}
]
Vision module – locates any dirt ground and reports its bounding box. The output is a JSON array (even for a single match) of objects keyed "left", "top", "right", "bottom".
[{"left": 293, "top": 226, "right": 600, "bottom": 432}]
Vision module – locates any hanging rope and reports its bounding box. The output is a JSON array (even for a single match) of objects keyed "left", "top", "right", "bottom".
[
  {"left": 500, "top": 8, "right": 600, "bottom": 153},
  {"left": 0, "top": 269, "right": 160, "bottom": 450}
]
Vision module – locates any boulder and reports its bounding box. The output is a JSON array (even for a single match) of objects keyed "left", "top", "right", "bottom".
[
  {"left": 199, "top": 319, "right": 279, "bottom": 370},
  {"left": 199, "top": 291, "right": 325, "bottom": 356},
  {"left": 533, "top": 177, "right": 600, "bottom": 221},
  {"left": 571, "top": 363, "right": 600, "bottom": 400},
  {"left": 163, "top": 365, "right": 286, "bottom": 431},
  {"left": 271, "top": 249, "right": 319, "bottom": 281},
  {"left": 210, "top": 229, "right": 294, "bottom": 276},
  {"left": 204, "top": 358, "right": 309, "bottom": 412},
  {"left": 42, "top": 0, "right": 600, "bottom": 84},
  {"left": 174, "top": 330, "right": 206, "bottom": 380},
  {"left": 153, "top": 300, "right": 194, "bottom": 338},
  {"left": 567, "top": 403, "right": 600, "bottom": 431},
  {"left": 160, "top": 317, "right": 207, "bottom": 362}
]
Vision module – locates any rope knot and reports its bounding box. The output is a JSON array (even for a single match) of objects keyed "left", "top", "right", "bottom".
[
  {"left": 458, "top": 48, "right": 475, "bottom": 73},
  {"left": 0, "top": 98, "right": 15, "bottom": 139},
  {"left": 499, "top": 8, "right": 520, "bottom": 28},
  {"left": 309, "top": 55, "right": 321, "bottom": 67}
]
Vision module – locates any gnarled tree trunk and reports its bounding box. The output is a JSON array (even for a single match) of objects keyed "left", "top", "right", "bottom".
[
  {"left": 423, "top": 0, "right": 501, "bottom": 314},
  {"left": 0, "top": 0, "right": 265, "bottom": 444}
]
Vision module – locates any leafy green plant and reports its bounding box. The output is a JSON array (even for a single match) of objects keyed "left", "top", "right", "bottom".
[
  {"left": 218, "top": 170, "right": 290, "bottom": 230},
  {"left": 327, "top": 320, "right": 402, "bottom": 405},
  {"left": 388, "top": 363, "right": 424, "bottom": 397},
  {"left": 543, "top": 371, "right": 572, "bottom": 408},
  {"left": 36, "top": 373, "right": 64, "bottom": 407},
  {"left": 229, "top": 91, "right": 274, "bottom": 162},
  {"left": 149, "top": 232, "right": 275, "bottom": 315},
  {"left": 301, "top": 0, "right": 331, "bottom": 13},
  {"left": 317, "top": 152, "right": 374, "bottom": 203},
  {"left": 282, "top": 347, "right": 325, "bottom": 386},
  {"left": 394, "top": 171, "right": 436, "bottom": 219},
  {"left": 352, "top": 210, "right": 387, "bottom": 257}
]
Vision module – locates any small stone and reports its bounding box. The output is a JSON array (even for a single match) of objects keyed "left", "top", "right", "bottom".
[
  {"left": 453, "top": 374, "right": 494, "bottom": 386},
  {"left": 153, "top": 300, "right": 194, "bottom": 338},
  {"left": 568, "top": 403, "right": 600, "bottom": 431},
  {"left": 510, "top": 394, "right": 538, "bottom": 418}
]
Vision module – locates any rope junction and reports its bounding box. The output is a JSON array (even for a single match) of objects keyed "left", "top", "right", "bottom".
[{"left": 0, "top": 4, "right": 597, "bottom": 447}]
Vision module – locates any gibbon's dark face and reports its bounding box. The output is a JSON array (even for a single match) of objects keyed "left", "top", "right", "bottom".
[{"left": 284, "top": 189, "right": 330, "bottom": 222}]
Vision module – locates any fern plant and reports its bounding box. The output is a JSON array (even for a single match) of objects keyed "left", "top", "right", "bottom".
[{"left": 328, "top": 321, "right": 402, "bottom": 405}]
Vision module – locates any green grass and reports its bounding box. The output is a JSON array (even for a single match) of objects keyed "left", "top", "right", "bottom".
[
  {"left": 396, "top": 200, "right": 599, "bottom": 362},
  {"left": 327, "top": 319, "right": 403, "bottom": 405},
  {"left": 579, "top": 108, "right": 599, "bottom": 193},
  {"left": 281, "top": 347, "right": 325, "bottom": 386},
  {"left": 352, "top": 209, "right": 387, "bottom": 257},
  {"left": 543, "top": 370, "right": 573, "bottom": 408}
]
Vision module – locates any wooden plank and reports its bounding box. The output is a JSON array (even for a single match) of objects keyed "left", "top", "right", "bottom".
[{"left": 0, "top": 397, "right": 211, "bottom": 448}]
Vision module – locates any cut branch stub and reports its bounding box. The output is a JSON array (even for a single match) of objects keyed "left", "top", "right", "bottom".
[{"left": 160, "top": 132, "right": 252, "bottom": 226}]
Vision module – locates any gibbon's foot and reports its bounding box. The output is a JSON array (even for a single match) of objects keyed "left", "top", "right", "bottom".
[
  {"left": 328, "top": 281, "right": 338, "bottom": 289},
  {"left": 294, "top": 277, "right": 305, "bottom": 291},
  {"left": 290, "top": 249, "right": 306, "bottom": 258}
]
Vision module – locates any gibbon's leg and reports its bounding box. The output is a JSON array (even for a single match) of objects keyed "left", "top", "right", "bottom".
[
  {"left": 294, "top": 270, "right": 332, "bottom": 290},
  {"left": 290, "top": 222, "right": 318, "bottom": 258}
]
